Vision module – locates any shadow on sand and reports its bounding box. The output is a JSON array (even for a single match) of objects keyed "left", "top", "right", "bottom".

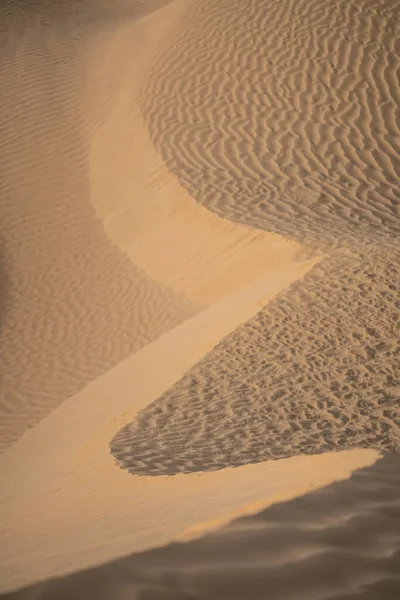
[
  {"left": 0, "top": 243, "right": 11, "bottom": 339},
  {"left": 4, "top": 452, "right": 400, "bottom": 600}
]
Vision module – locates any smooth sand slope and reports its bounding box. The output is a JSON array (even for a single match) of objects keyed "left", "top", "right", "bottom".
[
  {"left": 1, "top": 0, "right": 400, "bottom": 596},
  {"left": 0, "top": 0, "right": 197, "bottom": 451},
  {"left": 5, "top": 453, "right": 400, "bottom": 600},
  {"left": 0, "top": 0, "right": 311, "bottom": 451},
  {"left": 0, "top": 0, "right": 325, "bottom": 589}
]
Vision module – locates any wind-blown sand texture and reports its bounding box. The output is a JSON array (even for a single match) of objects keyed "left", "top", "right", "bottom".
[
  {"left": 113, "top": 0, "right": 400, "bottom": 471},
  {"left": 4, "top": 453, "right": 400, "bottom": 600},
  {"left": 113, "top": 248, "right": 400, "bottom": 475},
  {"left": 0, "top": 0, "right": 318, "bottom": 452},
  {"left": 139, "top": 0, "right": 400, "bottom": 250},
  {"left": 0, "top": 0, "right": 196, "bottom": 451},
  {"left": 0, "top": 0, "right": 400, "bottom": 597}
]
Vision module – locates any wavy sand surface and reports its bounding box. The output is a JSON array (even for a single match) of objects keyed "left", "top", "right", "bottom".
[
  {"left": 89, "top": 88, "right": 311, "bottom": 306},
  {"left": 114, "top": 0, "right": 400, "bottom": 473},
  {"left": 0, "top": 1, "right": 197, "bottom": 451},
  {"left": 1, "top": 0, "right": 400, "bottom": 596},
  {"left": 113, "top": 247, "right": 400, "bottom": 475},
  {"left": 5, "top": 453, "right": 400, "bottom": 600},
  {"left": 139, "top": 0, "right": 400, "bottom": 250},
  {"left": 0, "top": 0, "right": 324, "bottom": 590},
  {"left": 0, "top": 0, "right": 319, "bottom": 453},
  {"left": 0, "top": 251, "right": 323, "bottom": 591}
]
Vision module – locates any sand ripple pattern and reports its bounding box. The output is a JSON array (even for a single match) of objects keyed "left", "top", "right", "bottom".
[
  {"left": 4, "top": 454, "right": 400, "bottom": 600},
  {"left": 0, "top": 0, "right": 172, "bottom": 32},
  {"left": 111, "top": 0, "right": 400, "bottom": 474},
  {"left": 0, "top": 4, "right": 194, "bottom": 451},
  {"left": 139, "top": 0, "right": 400, "bottom": 250},
  {"left": 111, "top": 249, "right": 400, "bottom": 475}
]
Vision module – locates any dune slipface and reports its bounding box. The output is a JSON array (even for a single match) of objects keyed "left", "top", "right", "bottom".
[
  {"left": 0, "top": 0, "right": 196, "bottom": 451},
  {"left": 112, "top": 0, "right": 400, "bottom": 473},
  {"left": 3, "top": 453, "right": 400, "bottom": 600},
  {"left": 1, "top": 0, "right": 400, "bottom": 596},
  {"left": 111, "top": 248, "right": 400, "bottom": 475},
  {"left": 139, "top": 0, "right": 400, "bottom": 249}
]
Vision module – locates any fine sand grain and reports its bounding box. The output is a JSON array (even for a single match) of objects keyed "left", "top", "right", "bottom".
[
  {"left": 0, "top": 17, "right": 195, "bottom": 451},
  {"left": 113, "top": 248, "right": 400, "bottom": 475},
  {"left": 0, "top": 0, "right": 400, "bottom": 597},
  {"left": 0, "top": 0, "right": 315, "bottom": 452},
  {"left": 4, "top": 453, "right": 400, "bottom": 600},
  {"left": 113, "top": 0, "right": 400, "bottom": 474},
  {"left": 139, "top": 0, "right": 400, "bottom": 250}
]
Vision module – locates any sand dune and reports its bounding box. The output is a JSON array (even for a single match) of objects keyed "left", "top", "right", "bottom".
[
  {"left": 0, "top": 0, "right": 317, "bottom": 452},
  {"left": 0, "top": 0, "right": 323, "bottom": 588},
  {"left": 4, "top": 453, "right": 400, "bottom": 600},
  {"left": 0, "top": 251, "right": 322, "bottom": 591},
  {"left": 139, "top": 0, "right": 400, "bottom": 250},
  {"left": 0, "top": 4, "right": 196, "bottom": 451},
  {"left": 113, "top": 0, "right": 400, "bottom": 474},
  {"left": 87, "top": 63, "right": 313, "bottom": 306},
  {"left": 0, "top": 0, "right": 400, "bottom": 596},
  {"left": 113, "top": 247, "right": 400, "bottom": 475}
]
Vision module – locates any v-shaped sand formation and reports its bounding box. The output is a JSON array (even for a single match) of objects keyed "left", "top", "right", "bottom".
[{"left": 0, "top": 0, "right": 399, "bottom": 597}]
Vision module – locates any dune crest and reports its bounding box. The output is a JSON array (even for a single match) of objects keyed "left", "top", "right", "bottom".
[
  {"left": 139, "top": 0, "right": 400, "bottom": 250},
  {"left": 4, "top": 453, "right": 400, "bottom": 600},
  {"left": 85, "top": 1, "right": 310, "bottom": 307},
  {"left": 0, "top": 0, "right": 400, "bottom": 596},
  {"left": 112, "top": 248, "right": 400, "bottom": 476},
  {"left": 0, "top": 4, "right": 328, "bottom": 590},
  {"left": 0, "top": 4, "right": 195, "bottom": 452},
  {"left": 90, "top": 107, "right": 311, "bottom": 306},
  {"left": 111, "top": 0, "right": 400, "bottom": 474}
]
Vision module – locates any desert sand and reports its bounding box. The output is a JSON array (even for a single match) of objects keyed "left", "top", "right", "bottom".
[
  {"left": 5, "top": 453, "right": 400, "bottom": 600},
  {"left": 0, "top": 0, "right": 399, "bottom": 597}
]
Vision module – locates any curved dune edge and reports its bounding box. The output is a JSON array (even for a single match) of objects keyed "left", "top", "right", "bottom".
[
  {"left": 0, "top": 0, "right": 309, "bottom": 452},
  {"left": 0, "top": 2, "right": 336, "bottom": 590},
  {"left": 0, "top": 0, "right": 398, "bottom": 595},
  {"left": 0, "top": 0, "right": 197, "bottom": 452},
  {"left": 0, "top": 252, "right": 371, "bottom": 593},
  {"left": 0, "top": 292, "right": 378, "bottom": 592},
  {"left": 86, "top": 3, "right": 310, "bottom": 307},
  {"left": 5, "top": 453, "right": 398, "bottom": 600},
  {"left": 112, "top": 247, "right": 400, "bottom": 477},
  {"left": 90, "top": 106, "right": 308, "bottom": 307},
  {"left": 138, "top": 0, "right": 400, "bottom": 250}
]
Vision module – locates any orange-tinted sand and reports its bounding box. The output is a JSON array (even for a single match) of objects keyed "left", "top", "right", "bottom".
[{"left": 0, "top": 0, "right": 399, "bottom": 597}]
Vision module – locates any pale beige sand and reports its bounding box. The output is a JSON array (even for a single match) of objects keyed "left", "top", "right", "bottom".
[
  {"left": 0, "top": 0, "right": 310, "bottom": 452},
  {"left": 83, "top": 1, "right": 310, "bottom": 307},
  {"left": 0, "top": 254, "right": 326, "bottom": 591},
  {"left": 0, "top": 0, "right": 399, "bottom": 596},
  {"left": 0, "top": 0, "right": 326, "bottom": 590},
  {"left": 90, "top": 108, "right": 310, "bottom": 306},
  {"left": 0, "top": 0, "right": 201, "bottom": 452},
  {"left": 113, "top": 248, "right": 400, "bottom": 475},
  {"left": 4, "top": 453, "right": 400, "bottom": 600}
]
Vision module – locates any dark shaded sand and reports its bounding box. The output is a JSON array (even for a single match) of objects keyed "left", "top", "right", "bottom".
[
  {"left": 0, "top": 0, "right": 399, "bottom": 596},
  {"left": 111, "top": 249, "right": 400, "bottom": 476},
  {"left": 3, "top": 453, "right": 400, "bottom": 600},
  {"left": 139, "top": 0, "right": 400, "bottom": 250}
]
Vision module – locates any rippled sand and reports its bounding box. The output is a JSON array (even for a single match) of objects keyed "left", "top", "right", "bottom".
[{"left": 0, "top": 0, "right": 399, "bottom": 597}]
